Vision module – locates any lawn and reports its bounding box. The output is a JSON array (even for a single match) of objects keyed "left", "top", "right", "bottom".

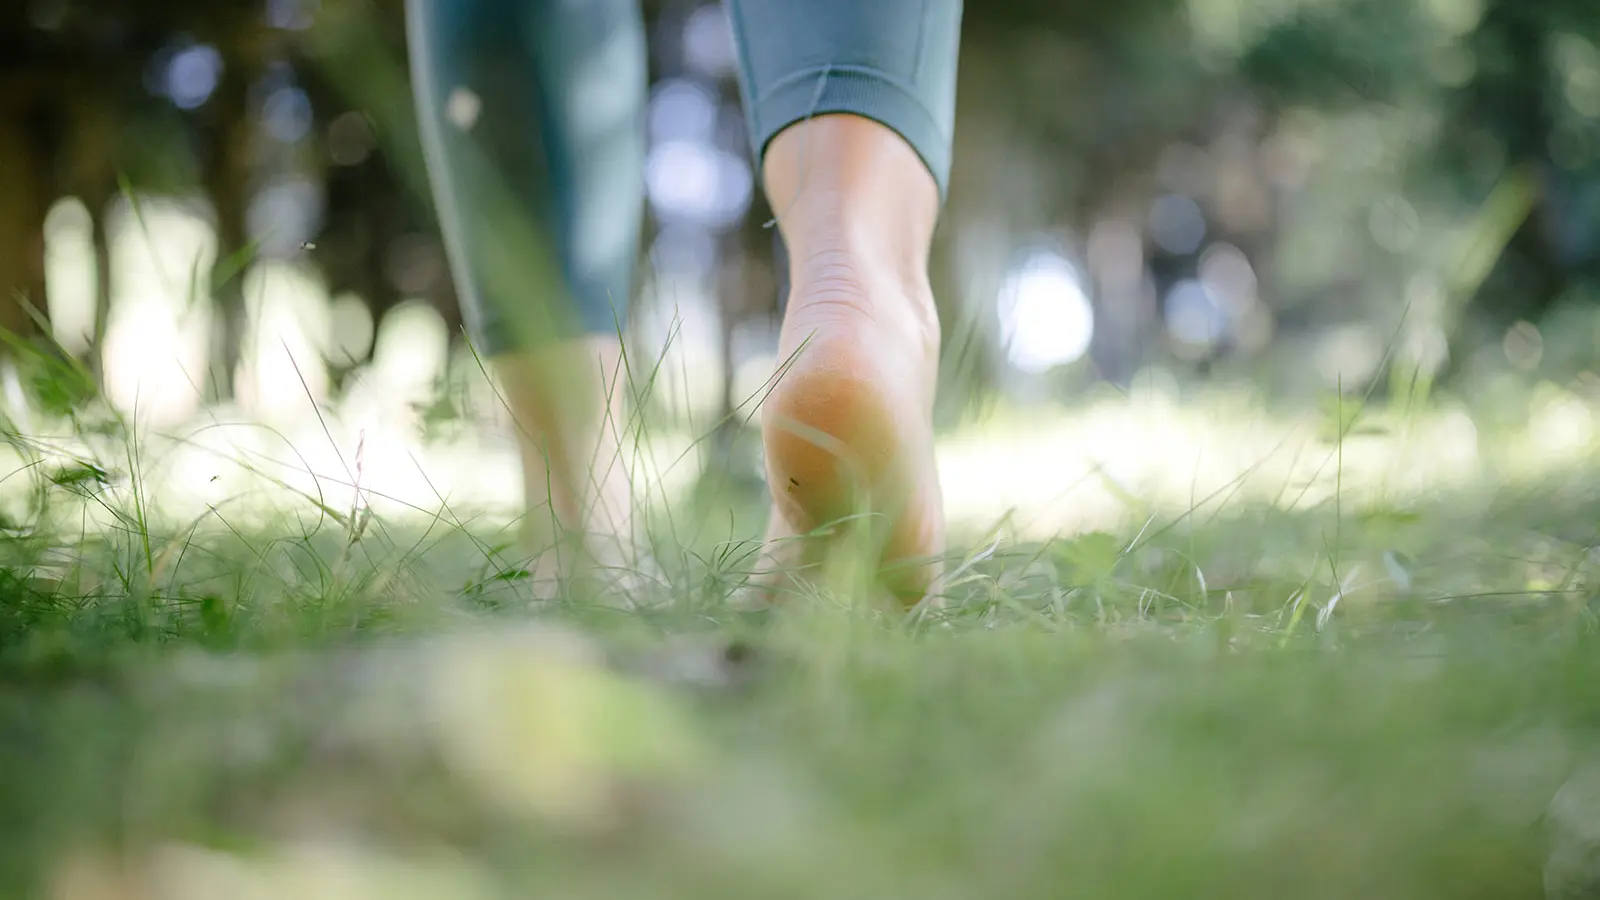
[{"left": 3, "top": 385, "right": 1600, "bottom": 900}]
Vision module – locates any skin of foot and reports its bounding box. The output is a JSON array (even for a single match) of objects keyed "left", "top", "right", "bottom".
[
  {"left": 752, "top": 114, "right": 947, "bottom": 606},
  {"left": 496, "top": 335, "right": 637, "bottom": 595}
]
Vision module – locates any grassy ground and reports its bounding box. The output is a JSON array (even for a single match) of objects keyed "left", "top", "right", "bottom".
[{"left": 3, "top": 388, "right": 1600, "bottom": 899}]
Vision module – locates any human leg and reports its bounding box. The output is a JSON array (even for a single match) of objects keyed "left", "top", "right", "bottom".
[
  {"left": 726, "top": 0, "right": 963, "bottom": 604},
  {"left": 405, "top": 0, "right": 647, "bottom": 584}
]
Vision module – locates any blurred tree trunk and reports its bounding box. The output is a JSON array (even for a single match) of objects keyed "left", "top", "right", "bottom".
[
  {"left": 89, "top": 206, "right": 114, "bottom": 383},
  {"left": 1439, "top": 0, "right": 1560, "bottom": 380},
  {"left": 711, "top": 233, "right": 745, "bottom": 453},
  {"left": 64, "top": 84, "right": 121, "bottom": 382},
  {"left": 0, "top": 90, "right": 54, "bottom": 349},
  {"left": 703, "top": 225, "right": 751, "bottom": 456},
  {"left": 201, "top": 61, "right": 257, "bottom": 401}
]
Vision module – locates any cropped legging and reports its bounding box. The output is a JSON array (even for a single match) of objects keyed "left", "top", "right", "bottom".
[{"left": 406, "top": 0, "right": 962, "bottom": 355}]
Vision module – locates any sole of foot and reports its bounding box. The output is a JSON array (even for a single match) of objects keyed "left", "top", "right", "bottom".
[{"left": 749, "top": 258, "right": 946, "bottom": 608}]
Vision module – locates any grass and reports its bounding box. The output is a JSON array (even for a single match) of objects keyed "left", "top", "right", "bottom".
[
  {"left": 17, "top": 11, "right": 1595, "bottom": 892},
  {"left": 2, "top": 368, "right": 1600, "bottom": 900}
]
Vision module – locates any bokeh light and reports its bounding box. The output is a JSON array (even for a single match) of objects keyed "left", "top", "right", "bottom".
[
  {"left": 996, "top": 250, "right": 1095, "bottom": 374},
  {"left": 163, "top": 43, "right": 224, "bottom": 110},
  {"left": 645, "top": 140, "right": 751, "bottom": 229}
]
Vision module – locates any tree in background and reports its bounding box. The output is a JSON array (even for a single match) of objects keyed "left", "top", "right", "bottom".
[{"left": 1, "top": 0, "right": 1597, "bottom": 421}]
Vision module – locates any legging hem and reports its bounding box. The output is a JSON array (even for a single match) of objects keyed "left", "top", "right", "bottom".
[{"left": 746, "top": 65, "right": 952, "bottom": 200}]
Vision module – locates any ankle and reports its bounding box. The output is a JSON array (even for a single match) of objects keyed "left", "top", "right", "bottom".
[
  {"left": 763, "top": 114, "right": 941, "bottom": 329},
  {"left": 785, "top": 243, "right": 940, "bottom": 360}
]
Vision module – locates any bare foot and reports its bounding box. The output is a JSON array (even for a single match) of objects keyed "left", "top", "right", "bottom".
[
  {"left": 734, "top": 113, "right": 949, "bottom": 609},
  {"left": 498, "top": 337, "right": 640, "bottom": 602},
  {"left": 753, "top": 253, "right": 946, "bottom": 606}
]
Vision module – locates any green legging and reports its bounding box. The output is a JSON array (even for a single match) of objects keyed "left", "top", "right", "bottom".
[{"left": 406, "top": 0, "right": 962, "bottom": 355}]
